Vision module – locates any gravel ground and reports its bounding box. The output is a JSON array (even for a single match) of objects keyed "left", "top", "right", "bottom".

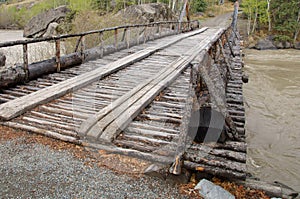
[{"left": 0, "top": 134, "right": 188, "bottom": 199}]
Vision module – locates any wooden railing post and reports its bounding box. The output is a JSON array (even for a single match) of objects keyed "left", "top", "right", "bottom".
[
  {"left": 23, "top": 44, "right": 29, "bottom": 80},
  {"left": 74, "top": 36, "right": 82, "bottom": 52},
  {"left": 55, "top": 39, "right": 61, "bottom": 72},
  {"left": 158, "top": 23, "right": 161, "bottom": 37},
  {"left": 144, "top": 26, "right": 147, "bottom": 44},
  {"left": 122, "top": 28, "right": 127, "bottom": 42},
  {"left": 114, "top": 29, "right": 118, "bottom": 49},
  {"left": 126, "top": 27, "right": 130, "bottom": 49},
  {"left": 99, "top": 32, "right": 104, "bottom": 57},
  {"left": 80, "top": 35, "right": 85, "bottom": 62}
]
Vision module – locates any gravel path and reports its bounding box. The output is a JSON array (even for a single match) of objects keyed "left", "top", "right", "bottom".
[{"left": 0, "top": 134, "right": 187, "bottom": 198}]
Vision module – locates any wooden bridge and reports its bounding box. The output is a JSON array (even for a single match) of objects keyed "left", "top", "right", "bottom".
[{"left": 0, "top": 16, "right": 247, "bottom": 180}]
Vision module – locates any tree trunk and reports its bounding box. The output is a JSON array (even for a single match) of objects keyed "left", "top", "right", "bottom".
[
  {"left": 251, "top": 0, "right": 258, "bottom": 34},
  {"left": 267, "top": 0, "right": 271, "bottom": 32},
  {"left": 294, "top": 8, "right": 300, "bottom": 43}
]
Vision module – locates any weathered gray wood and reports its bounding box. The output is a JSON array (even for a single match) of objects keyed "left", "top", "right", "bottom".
[
  {"left": 114, "top": 139, "right": 157, "bottom": 153},
  {"left": 2, "top": 121, "right": 80, "bottom": 144},
  {"left": 183, "top": 161, "right": 246, "bottom": 179},
  {"left": 234, "top": 179, "right": 299, "bottom": 199},
  {"left": 82, "top": 141, "right": 174, "bottom": 164},
  {"left": 0, "top": 27, "right": 208, "bottom": 121},
  {"left": 184, "top": 152, "right": 246, "bottom": 173},
  {"left": 98, "top": 28, "right": 226, "bottom": 142},
  {"left": 126, "top": 127, "right": 178, "bottom": 139}
]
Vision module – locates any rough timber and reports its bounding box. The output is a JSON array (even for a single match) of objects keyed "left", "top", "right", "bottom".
[{"left": 0, "top": 20, "right": 247, "bottom": 181}]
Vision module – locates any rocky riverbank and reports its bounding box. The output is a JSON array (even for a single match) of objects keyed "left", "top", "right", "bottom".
[{"left": 248, "top": 36, "right": 300, "bottom": 50}]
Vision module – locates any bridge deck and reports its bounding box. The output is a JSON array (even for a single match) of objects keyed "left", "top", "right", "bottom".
[{"left": 0, "top": 26, "right": 247, "bottom": 180}]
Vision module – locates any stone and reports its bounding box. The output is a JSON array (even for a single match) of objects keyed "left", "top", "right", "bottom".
[
  {"left": 116, "top": 3, "right": 176, "bottom": 24},
  {"left": 43, "top": 22, "right": 59, "bottom": 38},
  {"left": 23, "top": 6, "right": 70, "bottom": 38},
  {"left": 295, "top": 42, "right": 300, "bottom": 50},
  {"left": 283, "top": 41, "right": 291, "bottom": 49},
  {"left": 195, "top": 179, "right": 235, "bottom": 199},
  {"left": 274, "top": 41, "right": 284, "bottom": 49},
  {"left": 255, "top": 39, "right": 277, "bottom": 50},
  {"left": 0, "top": 52, "right": 6, "bottom": 67}
]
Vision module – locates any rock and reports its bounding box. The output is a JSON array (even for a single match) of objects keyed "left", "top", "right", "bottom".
[
  {"left": 242, "top": 74, "right": 249, "bottom": 83},
  {"left": 116, "top": 3, "right": 176, "bottom": 24},
  {"left": 0, "top": 52, "right": 6, "bottom": 67},
  {"left": 24, "top": 6, "right": 70, "bottom": 38},
  {"left": 43, "top": 22, "right": 59, "bottom": 38},
  {"left": 255, "top": 38, "right": 277, "bottom": 50},
  {"left": 207, "top": 12, "right": 215, "bottom": 17},
  {"left": 295, "top": 42, "right": 300, "bottom": 50},
  {"left": 195, "top": 179, "right": 235, "bottom": 199},
  {"left": 274, "top": 41, "right": 284, "bottom": 49},
  {"left": 283, "top": 41, "right": 291, "bottom": 49}
]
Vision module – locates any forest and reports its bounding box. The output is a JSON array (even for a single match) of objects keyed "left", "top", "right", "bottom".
[{"left": 242, "top": 0, "right": 300, "bottom": 43}]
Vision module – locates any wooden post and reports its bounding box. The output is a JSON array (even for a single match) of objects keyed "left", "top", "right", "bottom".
[
  {"left": 231, "top": 1, "right": 239, "bottom": 33},
  {"left": 55, "top": 39, "right": 61, "bottom": 72},
  {"left": 74, "top": 36, "right": 82, "bottom": 52},
  {"left": 99, "top": 32, "right": 104, "bottom": 57},
  {"left": 126, "top": 27, "right": 130, "bottom": 49},
  {"left": 144, "top": 26, "right": 147, "bottom": 44},
  {"left": 23, "top": 44, "right": 29, "bottom": 80},
  {"left": 80, "top": 35, "right": 85, "bottom": 62},
  {"left": 121, "top": 28, "right": 127, "bottom": 42},
  {"left": 224, "top": 32, "right": 235, "bottom": 57},
  {"left": 158, "top": 23, "right": 161, "bottom": 37},
  {"left": 114, "top": 29, "right": 118, "bottom": 49}
]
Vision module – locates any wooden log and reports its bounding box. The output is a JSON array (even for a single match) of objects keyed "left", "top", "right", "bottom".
[
  {"left": 130, "top": 122, "right": 180, "bottom": 134},
  {"left": 2, "top": 121, "right": 80, "bottom": 144},
  {"left": 203, "top": 141, "right": 247, "bottom": 152},
  {"left": 183, "top": 161, "right": 246, "bottom": 180},
  {"left": 184, "top": 152, "right": 246, "bottom": 173},
  {"left": 126, "top": 126, "right": 178, "bottom": 140},
  {"left": 234, "top": 179, "right": 299, "bottom": 199},
  {"left": 114, "top": 139, "right": 157, "bottom": 153},
  {"left": 187, "top": 144, "right": 246, "bottom": 162},
  {"left": 82, "top": 141, "right": 174, "bottom": 164}
]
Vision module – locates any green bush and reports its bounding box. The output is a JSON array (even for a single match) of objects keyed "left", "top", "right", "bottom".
[{"left": 191, "top": 0, "right": 207, "bottom": 13}]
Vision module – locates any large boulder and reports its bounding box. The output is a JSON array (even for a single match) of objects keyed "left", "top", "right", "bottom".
[
  {"left": 23, "top": 6, "right": 70, "bottom": 38},
  {"left": 255, "top": 38, "right": 277, "bottom": 50},
  {"left": 295, "top": 42, "right": 300, "bottom": 50},
  {"left": 0, "top": 52, "right": 6, "bottom": 67},
  {"left": 195, "top": 179, "right": 235, "bottom": 199},
  {"left": 116, "top": 3, "right": 176, "bottom": 24}
]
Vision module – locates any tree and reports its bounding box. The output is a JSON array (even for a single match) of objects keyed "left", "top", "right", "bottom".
[{"left": 271, "top": 0, "right": 300, "bottom": 42}]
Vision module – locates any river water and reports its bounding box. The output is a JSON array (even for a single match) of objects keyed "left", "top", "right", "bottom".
[{"left": 244, "top": 49, "right": 300, "bottom": 191}]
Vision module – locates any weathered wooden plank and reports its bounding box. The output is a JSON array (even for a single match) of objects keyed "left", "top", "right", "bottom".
[
  {"left": 0, "top": 27, "right": 208, "bottom": 121},
  {"left": 98, "top": 28, "right": 226, "bottom": 142}
]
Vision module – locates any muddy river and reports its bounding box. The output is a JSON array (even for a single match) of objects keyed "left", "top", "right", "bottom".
[{"left": 244, "top": 49, "right": 300, "bottom": 191}]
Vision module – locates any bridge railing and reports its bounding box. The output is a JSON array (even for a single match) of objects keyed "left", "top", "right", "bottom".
[{"left": 0, "top": 20, "right": 199, "bottom": 76}]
